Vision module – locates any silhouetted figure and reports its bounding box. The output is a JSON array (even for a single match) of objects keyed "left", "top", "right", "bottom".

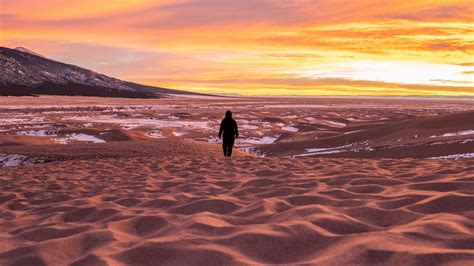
[{"left": 218, "top": 110, "right": 238, "bottom": 157}]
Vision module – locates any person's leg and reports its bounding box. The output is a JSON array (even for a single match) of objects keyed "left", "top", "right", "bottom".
[
  {"left": 222, "top": 142, "right": 227, "bottom": 156},
  {"left": 226, "top": 141, "right": 232, "bottom": 157},
  {"left": 228, "top": 139, "right": 235, "bottom": 157}
]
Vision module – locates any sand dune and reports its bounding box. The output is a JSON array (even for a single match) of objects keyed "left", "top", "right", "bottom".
[
  {"left": 1, "top": 140, "right": 473, "bottom": 265},
  {"left": 1, "top": 96, "right": 473, "bottom": 265},
  {"left": 261, "top": 110, "right": 474, "bottom": 158}
]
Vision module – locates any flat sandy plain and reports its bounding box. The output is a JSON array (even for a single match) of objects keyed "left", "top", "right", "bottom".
[{"left": 0, "top": 96, "right": 473, "bottom": 265}]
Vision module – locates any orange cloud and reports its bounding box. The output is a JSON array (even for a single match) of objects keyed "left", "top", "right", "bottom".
[
  {"left": 1, "top": 0, "right": 473, "bottom": 95},
  {"left": 1, "top": 0, "right": 168, "bottom": 19}
]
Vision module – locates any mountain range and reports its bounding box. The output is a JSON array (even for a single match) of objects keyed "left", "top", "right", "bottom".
[{"left": 0, "top": 46, "right": 199, "bottom": 98}]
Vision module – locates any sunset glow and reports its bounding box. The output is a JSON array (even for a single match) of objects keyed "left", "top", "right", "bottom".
[{"left": 2, "top": 0, "right": 473, "bottom": 95}]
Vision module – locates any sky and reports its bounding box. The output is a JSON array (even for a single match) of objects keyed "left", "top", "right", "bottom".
[{"left": 1, "top": 0, "right": 473, "bottom": 96}]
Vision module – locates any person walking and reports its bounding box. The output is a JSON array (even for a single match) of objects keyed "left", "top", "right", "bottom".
[{"left": 218, "top": 110, "right": 239, "bottom": 157}]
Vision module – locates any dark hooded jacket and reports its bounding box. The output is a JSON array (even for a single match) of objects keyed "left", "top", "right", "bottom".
[{"left": 219, "top": 111, "right": 238, "bottom": 140}]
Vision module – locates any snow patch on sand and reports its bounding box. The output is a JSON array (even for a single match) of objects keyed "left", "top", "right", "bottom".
[
  {"left": 55, "top": 133, "right": 105, "bottom": 144},
  {"left": 121, "top": 123, "right": 141, "bottom": 130},
  {"left": 295, "top": 144, "right": 354, "bottom": 157},
  {"left": 240, "top": 124, "right": 259, "bottom": 130},
  {"left": 16, "top": 130, "right": 58, "bottom": 137},
  {"left": 240, "top": 147, "right": 266, "bottom": 157},
  {"left": 306, "top": 144, "right": 352, "bottom": 153},
  {"left": 295, "top": 150, "right": 344, "bottom": 157},
  {"left": 69, "top": 133, "right": 105, "bottom": 143},
  {"left": 344, "top": 130, "right": 364, "bottom": 135},
  {"left": 282, "top": 126, "right": 299, "bottom": 132},
  {"left": 240, "top": 135, "right": 280, "bottom": 145},
  {"left": 172, "top": 131, "right": 185, "bottom": 137},
  {"left": 429, "top": 153, "right": 474, "bottom": 160},
  {"left": 324, "top": 120, "right": 347, "bottom": 127},
  {"left": 69, "top": 116, "right": 210, "bottom": 131},
  {"left": 0, "top": 154, "right": 46, "bottom": 167},
  {"left": 430, "top": 130, "right": 474, "bottom": 138},
  {"left": 442, "top": 130, "right": 474, "bottom": 137},
  {"left": 145, "top": 130, "right": 163, "bottom": 138}
]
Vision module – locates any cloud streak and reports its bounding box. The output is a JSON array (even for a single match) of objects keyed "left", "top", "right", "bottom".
[{"left": 1, "top": 0, "right": 473, "bottom": 95}]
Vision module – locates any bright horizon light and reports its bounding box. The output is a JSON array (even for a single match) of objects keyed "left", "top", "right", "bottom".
[{"left": 296, "top": 60, "right": 473, "bottom": 87}]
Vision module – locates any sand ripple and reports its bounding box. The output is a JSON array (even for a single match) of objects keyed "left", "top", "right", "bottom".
[{"left": 1, "top": 155, "right": 473, "bottom": 265}]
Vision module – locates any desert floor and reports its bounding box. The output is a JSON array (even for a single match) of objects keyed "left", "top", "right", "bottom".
[{"left": 0, "top": 96, "right": 473, "bottom": 265}]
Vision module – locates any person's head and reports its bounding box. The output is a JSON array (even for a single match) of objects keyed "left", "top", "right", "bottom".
[{"left": 225, "top": 110, "right": 232, "bottom": 119}]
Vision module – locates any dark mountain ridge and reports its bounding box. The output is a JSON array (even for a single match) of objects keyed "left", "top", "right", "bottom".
[{"left": 0, "top": 46, "right": 200, "bottom": 98}]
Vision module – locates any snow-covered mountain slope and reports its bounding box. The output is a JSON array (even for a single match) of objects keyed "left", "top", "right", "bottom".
[{"left": 0, "top": 46, "right": 199, "bottom": 98}]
